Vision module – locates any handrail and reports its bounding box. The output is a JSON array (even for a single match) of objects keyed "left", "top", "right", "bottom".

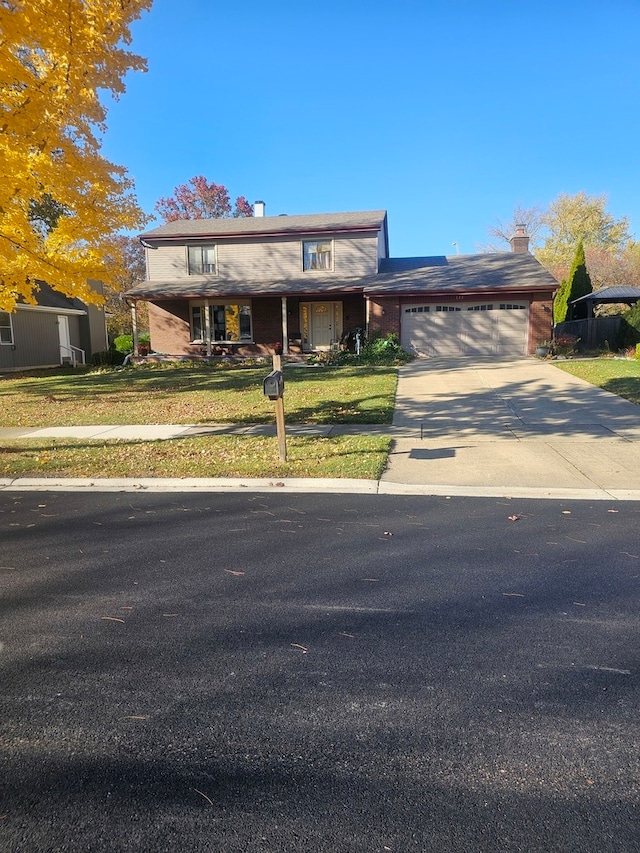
[{"left": 59, "top": 344, "right": 86, "bottom": 367}]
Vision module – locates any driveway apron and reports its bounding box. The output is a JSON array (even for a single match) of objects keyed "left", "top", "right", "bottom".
[{"left": 382, "top": 357, "right": 640, "bottom": 494}]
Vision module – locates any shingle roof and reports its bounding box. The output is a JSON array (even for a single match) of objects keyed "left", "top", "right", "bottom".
[
  {"left": 367, "top": 253, "right": 558, "bottom": 294},
  {"left": 126, "top": 276, "right": 368, "bottom": 300},
  {"left": 141, "top": 210, "right": 387, "bottom": 240},
  {"left": 127, "top": 252, "right": 557, "bottom": 301}
]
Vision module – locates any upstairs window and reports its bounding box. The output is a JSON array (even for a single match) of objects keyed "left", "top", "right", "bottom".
[
  {"left": 303, "top": 240, "right": 332, "bottom": 271},
  {"left": 188, "top": 245, "right": 217, "bottom": 275},
  {"left": 0, "top": 311, "right": 13, "bottom": 345}
]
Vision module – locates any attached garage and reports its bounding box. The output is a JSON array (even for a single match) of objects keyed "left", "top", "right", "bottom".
[{"left": 401, "top": 300, "right": 529, "bottom": 356}]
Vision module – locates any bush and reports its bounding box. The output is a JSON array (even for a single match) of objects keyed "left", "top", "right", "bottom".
[
  {"left": 316, "top": 332, "right": 411, "bottom": 366},
  {"left": 113, "top": 333, "right": 151, "bottom": 354},
  {"left": 617, "top": 303, "right": 640, "bottom": 349},
  {"left": 91, "top": 347, "right": 124, "bottom": 366}
]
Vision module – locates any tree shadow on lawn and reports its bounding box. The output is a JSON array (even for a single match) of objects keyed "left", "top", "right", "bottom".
[{"left": 602, "top": 377, "right": 640, "bottom": 406}]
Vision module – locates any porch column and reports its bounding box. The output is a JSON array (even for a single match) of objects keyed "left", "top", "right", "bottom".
[
  {"left": 130, "top": 302, "right": 139, "bottom": 356},
  {"left": 281, "top": 296, "right": 289, "bottom": 355},
  {"left": 204, "top": 298, "right": 211, "bottom": 357}
]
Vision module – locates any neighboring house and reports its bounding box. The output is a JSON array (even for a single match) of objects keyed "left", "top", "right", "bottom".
[
  {"left": 126, "top": 208, "right": 557, "bottom": 358},
  {"left": 0, "top": 280, "right": 108, "bottom": 372}
]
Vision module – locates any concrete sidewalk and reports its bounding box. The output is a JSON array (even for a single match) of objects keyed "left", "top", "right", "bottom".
[{"left": 2, "top": 357, "right": 640, "bottom": 499}]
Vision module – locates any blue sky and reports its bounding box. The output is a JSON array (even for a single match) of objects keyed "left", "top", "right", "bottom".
[{"left": 102, "top": 0, "right": 640, "bottom": 258}]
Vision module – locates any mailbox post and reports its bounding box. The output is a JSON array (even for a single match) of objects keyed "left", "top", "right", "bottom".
[{"left": 262, "top": 369, "right": 286, "bottom": 461}]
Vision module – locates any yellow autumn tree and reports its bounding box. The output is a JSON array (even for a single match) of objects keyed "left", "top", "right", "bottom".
[{"left": 0, "top": 0, "right": 152, "bottom": 312}]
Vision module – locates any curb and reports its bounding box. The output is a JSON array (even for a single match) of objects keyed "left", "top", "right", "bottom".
[{"left": 3, "top": 477, "right": 640, "bottom": 501}]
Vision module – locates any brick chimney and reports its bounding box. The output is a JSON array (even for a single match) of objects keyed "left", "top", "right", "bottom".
[
  {"left": 254, "top": 200, "right": 265, "bottom": 217},
  {"left": 509, "top": 223, "right": 529, "bottom": 254}
]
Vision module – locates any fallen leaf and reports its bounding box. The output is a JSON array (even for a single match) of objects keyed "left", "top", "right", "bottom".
[
  {"left": 508, "top": 515, "right": 521, "bottom": 522},
  {"left": 224, "top": 569, "right": 245, "bottom": 576}
]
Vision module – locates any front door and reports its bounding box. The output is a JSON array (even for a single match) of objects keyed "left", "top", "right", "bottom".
[
  {"left": 311, "top": 303, "right": 332, "bottom": 350},
  {"left": 57, "top": 315, "right": 71, "bottom": 363}
]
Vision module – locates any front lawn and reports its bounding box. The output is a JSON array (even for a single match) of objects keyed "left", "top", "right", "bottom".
[
  {"left": 553, "top": 358, "right": 640, "bottom": 406},
  {"left": 0, "top": 364, "right": 397, "bottom": 427},
  {"left": 0, "top": 435, "right": 391, "bottom": 480}
]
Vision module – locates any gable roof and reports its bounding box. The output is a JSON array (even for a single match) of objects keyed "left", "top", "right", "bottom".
[
  {"left": 366, "top": 253, "right": 558, "bottom": 295},
  {"left": 141, "top": 210, "right": 388, "bottom": 241}
]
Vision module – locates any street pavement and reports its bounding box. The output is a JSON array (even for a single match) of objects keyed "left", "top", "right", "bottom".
[
  {"left": 2, "top": 491, "right": 640, "bottom": 852},
  {"left": 1, "top": 357, "right": 640, "bottom": 499}
]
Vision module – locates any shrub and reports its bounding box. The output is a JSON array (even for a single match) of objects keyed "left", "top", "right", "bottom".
[
  {"left": 617, "top": 302, "right": 640, "bottom": 349},
  {"left": 91, "top": 347, "right": 124, "bottom": 366},
  {"left": 113, "top": 333, "right": 151, "bottom": 354}
]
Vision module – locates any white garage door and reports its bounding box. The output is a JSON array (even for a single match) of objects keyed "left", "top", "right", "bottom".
[{"left": 401, "top": 302, "right": 529, "bottom": 357}]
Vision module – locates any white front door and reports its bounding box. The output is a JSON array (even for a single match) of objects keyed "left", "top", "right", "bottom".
[{"left": 57, "top": 315, "right": 71, "bottom": 363}]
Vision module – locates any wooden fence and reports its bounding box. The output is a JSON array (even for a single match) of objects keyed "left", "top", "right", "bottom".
[{"left": 555, "top": 317, "right": 622, "bottom": 351}]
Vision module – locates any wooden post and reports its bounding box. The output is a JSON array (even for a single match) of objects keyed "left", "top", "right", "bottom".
[{"left": 272, "top": 353, "right": 286, "bottom": 461}]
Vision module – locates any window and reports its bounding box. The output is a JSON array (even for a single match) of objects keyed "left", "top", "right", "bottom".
[
  {"left": 0, "top": 311, "right": 13, "bottom": 345},
  {"left": 303, "top": 240, "right": 332, "bottom": 271},
  {"left": 435, "top": 305, "right": 461, "bottom": 312},
  {"left": 467, "top": 304, "right": 494, "bottom": 311},
  {"left": 188, "top": 245, "right": 217, "bottom": 275},
  {"left": 190, "top": 303, "right": 252, "bottom": 342}
]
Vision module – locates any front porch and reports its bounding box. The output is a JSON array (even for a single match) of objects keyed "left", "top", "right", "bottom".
[{"left": 135, "top": 293, "right": 367, "bottom": 359}]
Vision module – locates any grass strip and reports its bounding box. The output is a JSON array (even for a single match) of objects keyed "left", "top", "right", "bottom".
[
  {"left": 553, "top": 359, "right": 640, "bottom": 405},
  {"left": 0, "top": 435, "right": 392, "bottom": 480}
]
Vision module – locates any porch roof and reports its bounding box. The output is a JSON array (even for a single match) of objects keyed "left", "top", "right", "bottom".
[
  {"left": 125, "top": 275, "right": 369, "bottom": 300},
  {"left": 126, "top": 252, "right": 559, "bottom": 302}
]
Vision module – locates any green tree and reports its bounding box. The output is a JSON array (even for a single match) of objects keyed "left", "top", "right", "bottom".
[
  {"left": 554, "top": 240, "right": 592, "bottom": 324},
  {"left": 537, "top": 192, "right": 631, "bottom": 281}
]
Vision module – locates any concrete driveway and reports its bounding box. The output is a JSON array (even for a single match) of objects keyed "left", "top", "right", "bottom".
[{"left": 382, "top": 358, "right": 640, "bottom": 496}]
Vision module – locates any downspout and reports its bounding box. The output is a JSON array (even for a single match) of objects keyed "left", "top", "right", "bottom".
[{"left": 281, "top": 296, "right": 289, "bottom": 355}]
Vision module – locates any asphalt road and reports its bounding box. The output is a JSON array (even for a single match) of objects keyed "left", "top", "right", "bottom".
[{"left": 1, "top": 492, "right": 640, "bottom": 852}]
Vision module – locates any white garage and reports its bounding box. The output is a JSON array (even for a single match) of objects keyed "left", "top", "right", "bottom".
[{"left": 401, "top": 301, "right": 529, "bottom": 357}]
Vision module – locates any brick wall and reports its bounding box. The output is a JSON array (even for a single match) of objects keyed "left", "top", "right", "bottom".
[
  {"left": 148, "top": 301, "right": 191, "bottom": 354},
  {"left": 368, "top": 296, "right": 400, "bottom": 338},
  {"left": 528, "top": 298, "right": 554, "bottom": 353}
]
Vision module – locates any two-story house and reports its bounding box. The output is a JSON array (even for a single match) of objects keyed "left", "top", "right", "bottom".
[{"left": 127, "top": 206, "right": 557, "bottom": 358}]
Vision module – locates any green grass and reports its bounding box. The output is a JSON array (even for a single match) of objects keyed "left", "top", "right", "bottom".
[
  {"left": 0, "top": 435, "right": 391, "bottom": 480},
  {"left": 553, "top": 358, "right": 640, "bottom": 405},
  {"left": 0, "top": 364, "right": 397, "bottom": 427}
]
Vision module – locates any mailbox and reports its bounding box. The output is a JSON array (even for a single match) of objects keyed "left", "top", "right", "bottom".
[{"left": 263, "top": 370, "right": 284, "bottom": 399}]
